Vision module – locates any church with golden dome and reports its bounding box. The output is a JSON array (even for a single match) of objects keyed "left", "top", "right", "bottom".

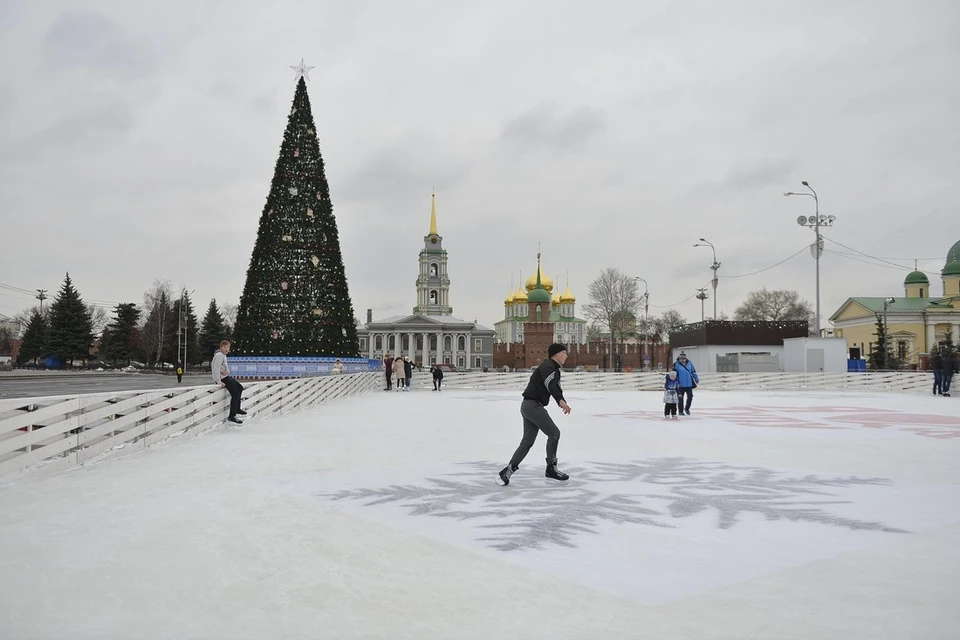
[
  {"left": 829, "top": 240, "right": 960, "bottom": 366},
  {"left": 494, "top": 256, "right": 588, "bottom": 346}
]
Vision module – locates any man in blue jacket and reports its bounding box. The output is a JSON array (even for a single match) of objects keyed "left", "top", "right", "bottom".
[
  {"left": 497, "top": 343, "right": 572, "bottom": 485},
  {"left": 673, "top": 352, "right": 699, "bottom": 415}
]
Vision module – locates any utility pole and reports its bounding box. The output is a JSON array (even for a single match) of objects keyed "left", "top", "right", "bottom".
[
  {"left": 36, "top": 289, "right": 48, "bottom": 314},
  {"left": 696, "top": 288, "right": 709, "bottom": 322}
]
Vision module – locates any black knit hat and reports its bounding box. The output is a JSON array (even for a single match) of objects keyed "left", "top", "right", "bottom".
[{"left": 548, "top": 343, "right": 567, "bottom": 358}]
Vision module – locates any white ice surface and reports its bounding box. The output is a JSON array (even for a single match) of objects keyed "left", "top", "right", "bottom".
[{"left": 1, "top": 389, "right": 958, "bottom": 639}]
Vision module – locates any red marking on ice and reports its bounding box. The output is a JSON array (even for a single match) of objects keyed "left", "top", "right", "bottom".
[{"left": 591, "top": 405, "right": 960, "bottom": 439}]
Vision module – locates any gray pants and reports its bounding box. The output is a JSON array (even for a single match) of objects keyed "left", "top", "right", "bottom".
[{"left": 509, "top": 399, "right": 561, "bottom": 469}]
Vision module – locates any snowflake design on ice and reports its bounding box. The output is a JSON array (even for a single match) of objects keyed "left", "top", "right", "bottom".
[{"left": 321, "top": 457, "right": 907, "bottom": 552}]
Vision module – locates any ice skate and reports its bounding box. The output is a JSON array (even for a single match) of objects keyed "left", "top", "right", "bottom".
[{"left": 545, "top": 458, "right": 569, "bottom": 482}]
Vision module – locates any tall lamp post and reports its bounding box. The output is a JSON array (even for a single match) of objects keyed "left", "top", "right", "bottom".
[
  {"left": 693, "top": 239, "right": 720, "bottom": 319},
  {"left": 784, "top": 181, "right": 836, "bottom": 337},
  {"left": 634, "top": 277, "right": 649, "bottom": 370},
  {"left": 695, "top": 287, "right": 709, "bottom": 321},
  {"left": 882, "top": 296, "right": 895, "bottom": 370}
]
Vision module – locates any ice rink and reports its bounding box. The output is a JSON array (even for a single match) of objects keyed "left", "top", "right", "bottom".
[{"left": 1, "top": 388, "right": 958, "bottom": 639}]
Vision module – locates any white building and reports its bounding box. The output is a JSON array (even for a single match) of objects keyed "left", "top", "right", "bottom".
[{"left": 356, "top": 193, "right": 495, "bottom": 370}]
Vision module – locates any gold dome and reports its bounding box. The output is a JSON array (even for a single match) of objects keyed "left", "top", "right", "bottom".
[
  {"left": 504, "top": 290, "right": 516, "bottom": 304},
  {"left": 559, "top": 285, "right": 576, "bottom": 303},
  {"left": 524, "top": 266, "right": 553, "bottom": 293},
  {"left": 552, "top": 291, "right": 561, "bottom": 306},
  {"left": 513, "top": 286, "right": 528, "bottom": 302}
]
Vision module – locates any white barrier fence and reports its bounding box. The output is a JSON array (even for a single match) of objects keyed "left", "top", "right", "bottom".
[
  {"left": 417, "top": 370, "right": 935, "bottom": 394},
  {"left": 0, "top": 372, "right": 381, "bottom": 478},
  {"left": 0, "top": 370, "right": 934, "bottom": 477}
]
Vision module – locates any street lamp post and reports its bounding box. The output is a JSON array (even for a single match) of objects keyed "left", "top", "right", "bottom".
[
  {"left": 693, "top": 239, "right": 720, "bottom": 319},
  {"left": 696, "top": 287, "right": 709, "bottom": 321},
  {"left": 634, "top": 277, "right": 649, "bottom": 370},
  {"left": 882, "top": 297, "right": 895, "bottom": 370},
  {"left": 784, "top": 181, "right": 836, "bottom": 337}
]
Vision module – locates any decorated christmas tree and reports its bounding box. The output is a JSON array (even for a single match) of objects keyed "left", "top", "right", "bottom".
[{"left": 233, "top": 62, "right": 359, "bottom": 357}]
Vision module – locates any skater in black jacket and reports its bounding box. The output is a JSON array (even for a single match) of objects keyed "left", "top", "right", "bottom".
[{"left": 497, "top": 343, "right": 572, "bottom": 485}]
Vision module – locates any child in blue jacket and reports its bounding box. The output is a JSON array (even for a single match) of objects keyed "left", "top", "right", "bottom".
[{"left": 663, "top": 370, "right": 680, "bottom": 418}]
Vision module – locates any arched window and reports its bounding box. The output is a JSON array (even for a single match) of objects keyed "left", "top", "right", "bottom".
[
  {"left": 430, "top": 290, "right": 438, "bottom": 304},
  {"left": 920, "top": 288, "right": 925, "bottom": 298},
  {"left": 458, "top": 336, "right": 466, "bottom": 351},
  {"left": 444, "top": 336, "right": 452, "bottom": 351},
  {"left": 429, "top": 335, "right": 437, "bottom": 350},
  {"left": 474, "top": 357, "right": 482, "bottom": 368},
  {"left": 457, "top": 356, "right": 465, "bottom": 368},
  {"left": 430, "top": 263, "right": 438, "bottom": 276},
  {"left": 374, "top": 336, "right": 382, "bottom": 350},
  {"left": 536, "top": 304, "right": 542, "bottom": 322}
]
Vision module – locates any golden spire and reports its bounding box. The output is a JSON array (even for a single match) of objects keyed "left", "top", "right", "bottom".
[
  {"left": 560, "top": 271, "right": 576, "bottom": 303},
  {"left": 428, "top": 189, "right": 438, "bottom": 236}
]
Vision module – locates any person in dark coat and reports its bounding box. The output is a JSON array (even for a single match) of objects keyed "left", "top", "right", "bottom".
[
  {"left": 403, "top": 357, "right": 413, "bottom": 388},
  {"left": 383, "top": 354, "right": 394, "bottom": 391},
  {"left": 431, "top": 365, "right": 444, "bottom": 391},
  {"left": 497, "top": 343, "right": 572, "bottom": 486},
  {"left": 930, "top": 349, "right": 943, "bottom": 396}
]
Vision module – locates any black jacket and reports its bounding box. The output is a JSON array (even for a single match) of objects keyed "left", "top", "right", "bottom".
[
  {"left": 930, "top": 354, "right": 943, "bottom": 372},
  {"left": 522, "top": 358, "right": 565, "bottom": 406}
]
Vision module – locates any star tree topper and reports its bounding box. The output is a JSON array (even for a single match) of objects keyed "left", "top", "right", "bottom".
[{"left": 290, "top": 58, "right": 315, "bottom": 81}]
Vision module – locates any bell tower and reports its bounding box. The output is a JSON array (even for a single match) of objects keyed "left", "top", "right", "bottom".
[{"left": 414, "top": 190, "right": 452, "bottom": 315}]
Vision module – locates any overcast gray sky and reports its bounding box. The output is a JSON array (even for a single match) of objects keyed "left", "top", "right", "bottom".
[{"left": 1, "top": 0, "right": 957, "bottom": 330}]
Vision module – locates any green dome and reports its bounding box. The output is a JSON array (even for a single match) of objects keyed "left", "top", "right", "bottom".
[
  {"left": 526, "top": 287, "right": 552, "bottom": 303},
  {"left": 904, "top": 270, "right": 929, "bottom": 285},
  {"left": 944, "top": 240, "right": 960, "bottom": 276}
]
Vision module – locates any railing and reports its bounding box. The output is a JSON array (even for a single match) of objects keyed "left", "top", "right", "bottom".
[
  {"left": 0, "top": 370, "right": 934, "bottom": 478},
  {"left": 0, "top": 372, "right": 381, "bottom": 478},
  {"left": 412, "top": 370, "right": 935, "bottom": 393}
]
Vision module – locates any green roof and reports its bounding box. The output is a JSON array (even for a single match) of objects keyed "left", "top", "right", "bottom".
[
  {"left": 944, "top": 240, "right": 960, "bottom": 276},
  {"left": 830, "top": 297, "right": 942, "bottom": 321},
  {"left": 904, "top": 270, "right": 930, "bottom": 285},
  {"left": 526, "top": 287, "right": 551, "bottom": 303}
]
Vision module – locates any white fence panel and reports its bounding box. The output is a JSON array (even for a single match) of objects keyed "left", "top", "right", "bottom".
[{"left": 0, "top": 373, "right": 381, "bottom": 478}]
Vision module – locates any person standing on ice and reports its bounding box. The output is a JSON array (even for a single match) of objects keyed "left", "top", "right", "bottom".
[
  {"left": 393, "top": 355, "right": 406, "bottom": 391},
  {"left": 673, "top": 351, "right": 699, "bottom": 415},
  {"left": 383, "top": 354, "right": 394, "bottom": 391},
  {"left": 663, "top": 370, "right": 680, "bottom": 418},
  {"left": 497, "top": 343, "right": 572, "bottom": 485}
]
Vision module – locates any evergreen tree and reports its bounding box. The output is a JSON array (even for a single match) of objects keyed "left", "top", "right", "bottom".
[
  {"left": 198, "top": 299, "right": 229, "bottom": 361},
  {"left": 18, "top": 310, "right": 47, "bottom": 365},
  {"left": 868, "top": 314, "right": 900, "bottom": 370},
  {"left": 172, "top": 292, "right": 201, "bottom": 366},
  {"left": 45, "top": 273, "right": 94, "bottom": 366},
  {"left": 102, "top": 303, "right": 141, "bottom": 365},
  {"left": 233, "top": 76, "right": 359, "bottom": 357},
  {"left": 939, "top": 333, "right": 957, "bottom": 359}
]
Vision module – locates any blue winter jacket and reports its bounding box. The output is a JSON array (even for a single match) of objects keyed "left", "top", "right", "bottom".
[{"left": 673, "top": 359, "right": 699, "bottom": 388}]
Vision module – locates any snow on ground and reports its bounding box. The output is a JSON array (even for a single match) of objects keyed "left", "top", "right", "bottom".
[{"left": 1, "top": 389, "right": 958, "bottom": 639}]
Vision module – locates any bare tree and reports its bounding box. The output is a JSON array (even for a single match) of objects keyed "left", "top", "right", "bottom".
[
  {"left": 141, "top": 280, "right": 173, "bottom": 366},
  {"left": 734, "top": 288, "right": 813, "bottom": 322},
  {"left": 87, "top": 304, "right": 110, "bottom": 337},
  {"left": 582, "top": 268, "right": 641, "bottom": 369},
  {"left": 650, "top": 310, "right": 687, "bottom": 344},
  {"left": 221, "top": 301, "right": 238, "bottom": 331}
]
